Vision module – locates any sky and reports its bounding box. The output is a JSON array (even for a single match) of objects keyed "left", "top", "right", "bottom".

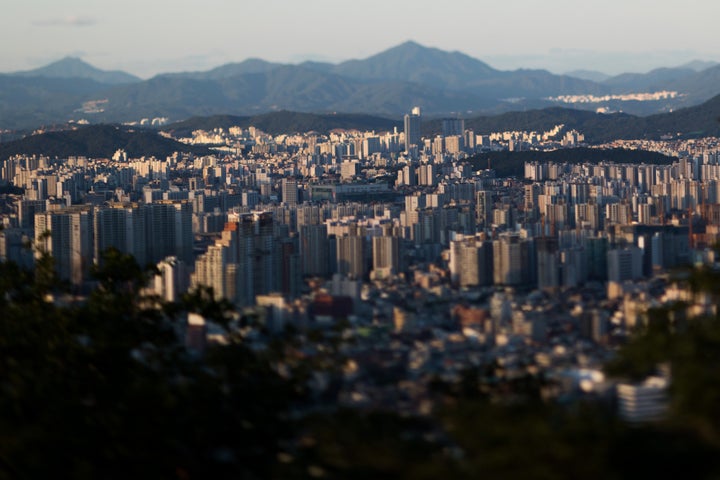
[{"left": 3, "top": 0, "right": 720, "bottom": 78}]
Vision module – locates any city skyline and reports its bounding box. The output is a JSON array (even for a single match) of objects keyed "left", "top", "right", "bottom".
[{"left": 2, "top": 0, "right": 720, "bottom": 77}]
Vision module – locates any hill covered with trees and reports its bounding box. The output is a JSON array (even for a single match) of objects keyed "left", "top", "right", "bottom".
[
  {"left": 164, "top": 111, "right": 402, "bottom": 137},
  {"left": 467, "top": 147, "right": 676, "bottom": 178},
  {"left": 0, "top": 124, "right": 211, "bottom": 160},
  {"left": 426, "top": 94, "right": 720, "bottom": 143}
]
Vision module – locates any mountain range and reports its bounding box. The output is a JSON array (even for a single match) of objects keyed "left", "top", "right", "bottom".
[
  {"left": 2, "top": 41, "right": 720, "bottom": 130},
  {"left": 426, "top": 93, "right": 720, "bottom": 143},
  {"left": 161, "top": 94, "right": 720, "bottom": 144},
  {"left": 1, "top": 92, "right": 718, "bottom": 162}
]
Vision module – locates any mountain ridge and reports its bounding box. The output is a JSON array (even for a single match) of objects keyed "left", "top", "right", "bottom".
[
  {"left": 429, "top": 93, "right": 720, "bottom": 142},
  {"left": 1, "top": 93, "right": 718, "bottom": 161},
  {"left": 3, "top": 41, "right": 720, "bottom": 130},
  {"left": 0, "top": 124, "right": 211, "bottom": 160},
  {"left": 13, "top": 57, "right": 140, "bottom": 85}
]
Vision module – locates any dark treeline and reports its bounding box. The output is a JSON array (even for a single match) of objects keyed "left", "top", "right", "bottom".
[
  {"left": 0, "top": 124, "right": 211, "bottom": 161},
  {"left": 164, "top": 112, "right": 402, "bottom": 137},
  {"left": 466, "top": 147, "right": 676, "bottom": 178}
]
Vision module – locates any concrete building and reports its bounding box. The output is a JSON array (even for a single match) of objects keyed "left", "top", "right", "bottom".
[
  {"left": 449, "top": 236, "right": 493, "bottom": 287},
  {"left": 404, "top": 107, "right": 421, "bottom": 152},
  {"left": 336, "top": 234, "right": 366, "bottom": 279},
  {"left": 607, "top": 246, "right": 643, "bottom": 283},
  {"left": 300, "top": 224, "right": 330, "bottom": 277},
  {"left": 35, "top": 207, "right": 93, "bottom": 286},
  {"left": 372, "top": 235, "right": 400, "bottom": 279},
  {"left": 493, "top": 233, "right": 533, "bottom": 286},
  {"left": 617, "top": 376, "right": 669, "bottom": 423},
  {"left": 281, "top": 178, "right": 299, "bottom": 206}
]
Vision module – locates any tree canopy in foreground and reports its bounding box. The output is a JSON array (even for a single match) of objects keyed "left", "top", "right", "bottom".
[{"left": 2, "top": 250, "right": 720, "bottom": 478}]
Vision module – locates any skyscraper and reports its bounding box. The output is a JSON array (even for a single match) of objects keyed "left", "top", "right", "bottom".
[
  {"left": 404, "top": 107, "right": 421, "bottom": 152},
  {"left": 253, "top": 212, "right": 277, "bottom": 296},
  {"left": 281, "top": 178, "right": 299, "bottom": 206},
  {"left": 476, "top": 190, "right": 493, "bottom": 229}
]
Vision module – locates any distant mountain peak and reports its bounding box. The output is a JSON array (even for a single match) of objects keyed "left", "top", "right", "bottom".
[
  {"left": 35, "top": 56, "right": 98, "bottom": 73},
  {"left": 333, "top": 40, "right": 498, "bottom": 89},
  {"left": 14, "top": 57, "right": 140, "bottom": 85},
  {"left": 381, "top": 40, "right": 454, "bottom": 57},
  {"left": 54, "top": 56, "right": 90, "bottom": 65},
  {"left": 384, "top": 40, "right": 475, "bottom": 58},
  {"left": 394, "top": 40, "right": 425, "bottom": 49}
]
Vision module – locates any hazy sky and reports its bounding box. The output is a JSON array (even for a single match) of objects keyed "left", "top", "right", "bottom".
[{"left": 3, "top": 0, "right": 720, "bottom": 77}]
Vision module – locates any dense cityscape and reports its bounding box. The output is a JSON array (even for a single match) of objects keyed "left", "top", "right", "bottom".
[
  {"left": 2, "top": 109, "right": 719, "bottom": 422},
  {"left": 3, "top": 1, "right": 720, "bottom": 472}
]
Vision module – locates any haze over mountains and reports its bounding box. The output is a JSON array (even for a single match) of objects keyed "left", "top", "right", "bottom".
[
  {"left": 1, "top": 41, "right": 720, "bottom": 130},
  {"left": 12, "top": 57, "right": 141, "bottom": 85}
]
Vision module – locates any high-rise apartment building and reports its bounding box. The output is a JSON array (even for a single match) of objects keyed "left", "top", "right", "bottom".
[
  {"left": 94, "top": 200, "right": 193, "bottom": 266},
  {"left": 281, "top": 178, "right": 299, "bottom": 206},
  {"left": 493, "top": 233, "right": 533, "bottom": 286},
  {"left": 404, "top": 107, "right": 421, "bottom": 152},
  {"left": 35, "top": 207, "right": 93, "bottom": 286},
  {"left": 300, "top": 224, "right": 330, "bottom": 277},
  {"left": 145, "top": 200, "right": 193, "bottom": 265},
  {"left": 607, "top": 246, "right": 643, "bottom": 283},
  {"left": 449, "top": 236, "right": 493, "bottom": 287},
  {"left": 476, "top": 190, "right": 493, "bottom": 229},
  {"left": 536, "top": 236, "right": 560, "bottom": 290},
  {"left": 191, "top": 212, "right": 291, "bottom": 307},
  {"left": 18, "top": 199, "right": 46, "bottom": 229},
  {"left": 94, "top": 203, "right": 148, "bottom": 266},
  {"left": 372, "top": 235, "right": 400, "bottom": 278},
  {"left": 417, "top": 163, "right": 436, "bottom": 186},
  {"left": 336, "top": 234, "right": 365, "bottom": 279},
  {"left": 151, "top": 256, "right": 189, "bottom": 302}
]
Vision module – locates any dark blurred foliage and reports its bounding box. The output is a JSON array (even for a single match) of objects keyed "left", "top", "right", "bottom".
[
  {"left": 0, "top": 248, "right": 299, "bottom": 479},
  {"left": 2, "top": 250, "right": 720, "bottom": 478}
]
